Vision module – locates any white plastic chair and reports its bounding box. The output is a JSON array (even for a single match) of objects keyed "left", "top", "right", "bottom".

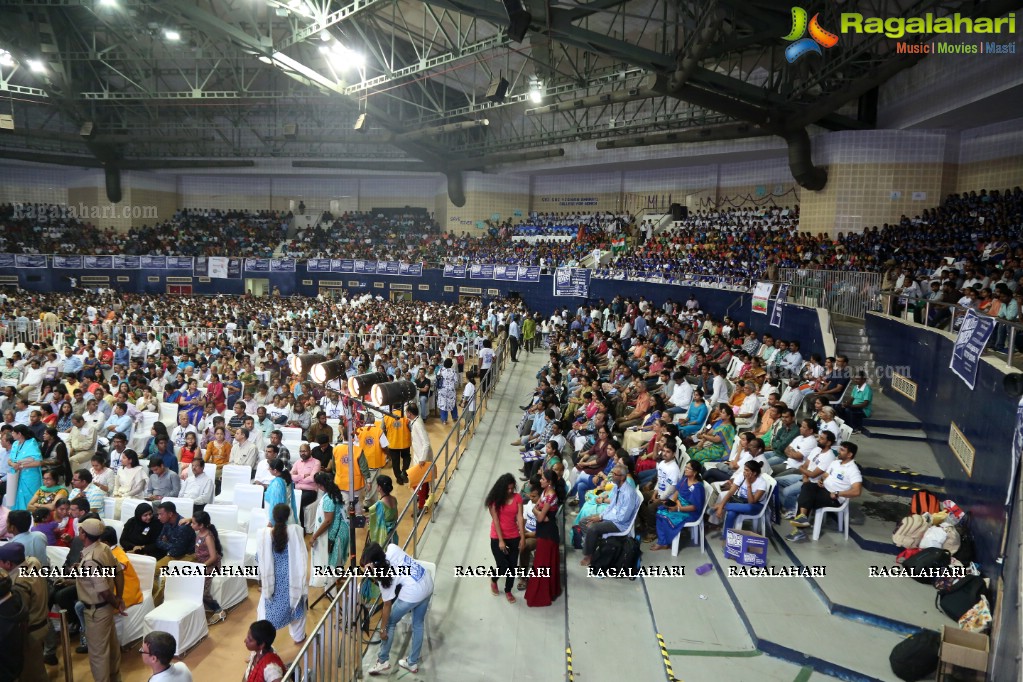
[
  {"left": 731, "top": 474, "right": 776, "bottom": 536},
  {"left": 206, "top": 504, "right": 241, "bottom": 533},
  {"left": 161, "top": 497, "right": 194, "bottom": 521},
  {"left": 812, "top": 497, "right": 850, "bottom": 542},
  {"left": 838, "top": 423, "right": 853, "bottom": 443},
  {"left": 210, "top": 530, "right": 248, "bottom": 609},
  {"left": 101, "top": 517, "right": 125, "bottom": 540},
  {"left": 117, "top": 553, "right": 156, "bottom": 646},
  {"left": 601, "top": 486, "right": 644, "bottom": 541},
  {"left": 143, "top": 560, "right": 209, "bottom": 656},
  {"left": 244, "top": 507, "right": 270, "bottom": 567},
  {"left": 103, "top": 497, "right": 116, "bottom": 520},
  {"left": 214, "top": 465, "right": 252, "bottom": 504},
  {"left": 279, "top": 426, "right": 303, "bottom": 442},
  {"left": 671, "top": 481, "right": 713, "bottom": 557},
  {"left": 119, "top": 497, "right": 147, "bottom": 522},
  {"left": 46, "top": 545, "right": 70, "bottom": 568},
  {"left": 159, "top": 402, "right": 179, "bottom": 430},
  {"left": 233, "top": 485, "right": 265, "bottom": 527}
]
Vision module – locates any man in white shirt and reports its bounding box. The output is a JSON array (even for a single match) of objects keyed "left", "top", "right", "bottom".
[
  {"left": 407, "top": 404, "right": 432, "bottom": 511},
  {"left": 639, "top": 444, "right": 680, "bottom": 539},
  {"left": 170, "top": 412, "right": 198, "bottom": 452},
  {"left": 788, "top": 441, "right": 862, "bottom": 540},
  {"left": 666, "top": 371, "right": 693, "bottom": 416},
  {"left": 735, "top": 383, "right": 762, "bottom": 429},
  {"left": 709, "top": 365, "right": 729, "bottom": 407},
  {"left": 253, "top": 445, "right": 278, "bottom": 487},
  {"left": 82, "top": 399, "right": 105, "bottom": 433},
  {"left": 780, "top": 419, "right": 818, "bottom": 476},
  {"left": 142, "top": 631, "right": 193, "bottom": 681},
  {"left": 179, "top": 459, "right": 214, "bottom": 509},
  {"left": 776, "top": 430, "right": 836, "bottom": 517},
  {"left": 229, "top": 428, "right": 259, "bottom": 471},
  {"left": 17, "top": 358, "right": 45, "bottom": 402}
]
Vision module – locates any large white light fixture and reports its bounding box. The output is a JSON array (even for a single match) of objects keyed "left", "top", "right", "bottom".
[
  {"left": 326, "top": 42, "right": 365, "bottom": 70},
  {"left": 0, "top": 50, "right": 13, "bottom": 68},
  {"left": 164, "top": 28, "right": 181, "bottom": 41},
  {"left": 26, "top": 59, "right": 45, "bottom": 73},
  {"left": 528, "top": 76, "right": 543, "bottom": 104}
]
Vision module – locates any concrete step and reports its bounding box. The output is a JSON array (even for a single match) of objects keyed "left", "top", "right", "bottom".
[
  {"left": 862, "top": 425, "right": 929, "bottom": 441},
  {"left": 835, "top": 330, "right": 867, "bottom": 341}
]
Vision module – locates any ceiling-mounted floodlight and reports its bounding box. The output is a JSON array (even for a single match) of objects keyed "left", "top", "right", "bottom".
[
  {"left": 26, "top": 59, "right": 46, "bottom": 73},
  {"left": 290, "top": 353, "right": 327, "bottom": 376},
  {"left": 370, "top": 380, "right": 418, "bottom": 407},
  {"left": 529, "top": 76, "right": 543, "bottom": 104},
  {"left": 310, "top": 359, "right": 347, "bottom": 385},
  {"left": 0, "top": 50, "right": 13, "bottom": 68},
  {"left": 348, "top": 371, "right": 389, "bottom": 397}
]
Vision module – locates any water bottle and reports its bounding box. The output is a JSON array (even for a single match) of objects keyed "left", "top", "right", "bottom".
[{"left": 695, "top": 562, "right": 713, "bottom": 576}]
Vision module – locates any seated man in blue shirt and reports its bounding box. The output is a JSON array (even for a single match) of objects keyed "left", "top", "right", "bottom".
[
  {"left": 101, "top": 402, "right": 133, "bottom": 443},
  {"left": 6, "top": 509, "right": 49, "bottom": 567},
  {"left": 579, "top": 464, "right": 640, "bottom": 566}
]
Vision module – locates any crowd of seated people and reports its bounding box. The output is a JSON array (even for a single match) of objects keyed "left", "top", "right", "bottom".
[
  {"left": 504, "top": 294, "right": 866, "bottom": 576},
  {"left": 0, "top": 290, "right": 522, "bottom": 672},
  {"left": 513, "top": 211, "right": 633, "bottom": 237}
]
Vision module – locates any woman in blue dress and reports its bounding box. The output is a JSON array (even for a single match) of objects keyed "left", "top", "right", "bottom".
[
  {"left": 256, "top": 503, "right": 307, "bottom": 643},
  {"left": 180, "top": 378, "right": 205, "bottom": 426},
  {"left": 264, "top": 459, "right": 299, "bottom": 524},
  {"left": 9, "top": 424, "right": 43, "bottom": 510},
  {"left": 650, "top": 460, "right": 706, "bottom": 551}
]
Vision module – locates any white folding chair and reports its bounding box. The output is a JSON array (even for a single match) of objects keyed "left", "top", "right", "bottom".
[
  {"left": 671, "top": 481, "right": 713, "bottom": 557},
  {"left": 159, "top": 402, "right": 179, "bottom": 430},
  {"left": 812, "top": 497, "right": 850, "bottom": 542},
  {"left": 119, "top": 497, "right": 147, "bottom": 522},
  {"left": 161, "top": 497, "right": 194, "bottom": 521},
  {"left": 280, "top": 426, "right": 302, "bottom": 442},
  {"left": 326, "top": 419, "right": 341, "bottom": 443},
  {"left": 206, "top": 504, "right": 241, "bottom": 533},
  {"left": 143, "top": 561, "right": 209, "bottom": 656},
  {"left": 117, "top": 553, "right": 157, "bottom": 646},
  {"left": 233, "top": 485, "right": 265, "bottom": 527},
  {"left": 101, "top": 518, "right": 125, "bottom": 540},
  {"left": 210, "top": 530, "right": 248, "bottom": 609},
  {"left": 103, "top": 497, "right": 116, "bottom": 520},
  {"left": 214, "top": 465, "right": 252, "bottom": 504},
  {"left": 838, "top": 424, "right": 853, "bottom": 443},
  {"left": 244, "top": 507, "right": 270, "bottom": 567},
  {"left": 46, "top": 545, "right": 70, "bottom": 568},
  {"left": 732, "top": 474, "right": 776, "bottom": 536}
]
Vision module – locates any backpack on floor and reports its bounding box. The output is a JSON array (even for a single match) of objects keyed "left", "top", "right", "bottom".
[
  {"left": 936, "top": 575, "right": 988, "bottom": 622},
  {"left": 589, "top": 535, "right": 626, "bottom": 571},
  {"left": 910, "top": 490, "right": 941, "bottom": 515},
  {"left": 901, "top": 547, "right": 951, "bottom": 584},
  {"left": 952, "top": 514, "right": 976, "bottom": 565},
  {"left": 889, "top": 630, "right": 941, "bottom": 681}
]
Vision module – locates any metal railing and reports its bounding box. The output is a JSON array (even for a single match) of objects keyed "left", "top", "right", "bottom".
[
  {"left": 778, "top": 268, "right": 883, "bottom": 321},
  {"left": 878, "top": 290, "right": 1023, "bottom": 367},
  {"left": 283, "top": 336, "right": 509, "bottom": 682}
]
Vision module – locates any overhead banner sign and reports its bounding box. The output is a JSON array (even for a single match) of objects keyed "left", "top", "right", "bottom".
[
  {"left": 332, "top": 259, "right": 355, "bottom": 273},
  {"left": 398, "top": 262, "right": 423, "bottom": 276},
  {"left": 0, "top": 255, "right": 15, "bottom": 268},
  {"left": 494, "top": 265, "right": 518, "bottom": 281},
  {"left": 470, "top": 264, "right": 495, "bottom": 279},
  {"left": 195, "top": 257, "right": 241, "bottom": 278},
  {"left": 444, "top": 264, "right": 467, "bottom": 278},
  {"left": 167, "top": 256, "right": 193, "bottom": 270},
  {"left": 949, "top": 309, "right": 996, "bottom": 390},
  {"left": 84, "top": 256, "right": 113, "bottom": 270},
  {"left": 52, "top": 255, "right": 83, "bottom": 269},
  {"left": 306, "top": 259, "right": 330, "bottom": 272},
  {"left": 553, "top": 267, "right": 590, "bottom": 297},
  {"left": 517, "top": 265, "right": 541, "bottom": 282},
  {"left": 245, "top": 258, "right": 270, "bottom": 273},
  {"left": 208, "top": 257, "right": 230, "bottom": 279},
  {"left": 113, "top": 255, "right": 141, "bottom": 270},
  {"left": 15, "top": 255, "right": 46, "bottom": 268},
  {"left": 752, "top": 282, "right": 773, "bottom": 314},
  {"left": 271, "top": 258, "right": 296, "bottom": 272},
  {"left": 140, "top": 255, "right": 167, "bottom": 270},
  {"left": 770, "top": 283, "right": 790, "bottom": 328}
]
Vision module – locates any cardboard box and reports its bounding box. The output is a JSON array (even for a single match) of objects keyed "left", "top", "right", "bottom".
[
  {"left": 939, "top": 626, "right": 989, "bottom": 672},
  {"left": 724, "top": 528, "right": 768, "bottom": 567}
]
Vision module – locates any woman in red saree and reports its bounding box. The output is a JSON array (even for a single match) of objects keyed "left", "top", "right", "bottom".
[
  {"left": 205, "top": 372, "right": 227, "bottom": 413},
  {"left": 525, "top": 468, "right": 566, "bottom": 607},
  {"left": 243, "top": 619, "right": 286, "bottom": 682}
]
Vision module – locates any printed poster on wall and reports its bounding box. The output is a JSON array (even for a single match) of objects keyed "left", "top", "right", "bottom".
[
  {"left": 306, "top": 259, "right": 331, "bottom": 272},
  {"left": 52, "top": 255, "right": 83, "bottom": 269},
  {"left": 398, "top": 263, "right": 423, "bottom": 277},
  {"left": 207, "top": 257, "right": 230, "bottom": 279},
  {"left": 553, "top": 267, "right": 590, "bottom": 297},
  {"left": 469, "top": 264, "right": 495, "bottom": 279},
  {"left": 245, "top": 258, "right": 270, "bottom": 273},
  {"left": 140, "top": 255, "right": 167, "bottom": 269},
  {"left": 949, "top": 309, "right": 996, "bottom": 390},
  {"left": 0, "top": 254, "right": 15, "bottom": 268},
  {"left": 270, "top": 259, "right": 296, "bottom": 272},
  {"left": 494, "top": 265, "right": 518, "bottom": 281},
  {"left": 167, "top": 256, "right": 193, "bottom": 270},
  {"left": 443, "top": 264, "right": 467, "bottom": 278},
  {"left": 113, "top": 255, "right": 141, "bottom": 270},
  {"left": 378, "top": 261, "right": 400, "bottom": 276},
  {"left": 15, "top": 255, "right": 46, "bottom": 268},
  {"left": 517, "top": 266, "right": 541, "bottom": 282},
  {"left": 84, "top": 256, "right": 113, "bottom": 270},
  {"left": 770, "top": 283, "right": 790, "bottom": 328},
  {"left": 331, "top": 259, "right": 354, "bottom": 273},
  {"left": 751, "top": 282, "right": 773, "bottom": 314}
]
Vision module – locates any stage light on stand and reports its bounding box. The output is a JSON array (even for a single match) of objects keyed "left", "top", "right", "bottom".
[
  {"left": 290, "top": 353, "right": 327, "bottom": 376},
  {"left": 370, "top": 380, "right": 417, "bottom": 407},
  {"left": 348, "top": 371, "right": 389, "bottom": 397},
  {"left": 311, "top": 359, "right": 347, "bottom": 385}
]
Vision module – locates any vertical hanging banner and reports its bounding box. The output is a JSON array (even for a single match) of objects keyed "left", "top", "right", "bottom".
[
  {"left": 770, "top": 283, "right": 790, "bottom": 328},
  {"left": 949, "top": 309, "right": 996, "bottom": 390},
  {"left": 553, "top": 267, "right": 590, "bottom": 297},
  {"left": 751, "top": 282, "right": 773, "bottom": 314},
  {"left": 207, "top": 256, "right": 230, "bottom": 279}
]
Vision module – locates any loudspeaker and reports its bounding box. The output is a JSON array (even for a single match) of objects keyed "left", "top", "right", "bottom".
[
  {"left": 354, "top": 113, "right": 367, "bottom": 132},
  {"left": 670, "top": 203, "right": 688, "bottom": 221},
  {"left": 283, "top": 123, "right": 298, "bottom": 138},
  {"left": 485, "top": 77, "right": 509, "bottom": 103},
  {"left": 502, "top": 0, "right": 532, "bottom": 42},
  {"left": 1004, "top": 373, "right": 1023, "bottom": 398}
]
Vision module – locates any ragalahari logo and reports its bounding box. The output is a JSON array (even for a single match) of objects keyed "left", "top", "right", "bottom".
[{"left": 783, "top": 7, "right": 839, "bottom": 63}]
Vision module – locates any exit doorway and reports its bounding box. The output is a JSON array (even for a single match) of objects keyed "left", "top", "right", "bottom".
[{"left": 246, "top": 278, "right": 270, "bottom": 297}]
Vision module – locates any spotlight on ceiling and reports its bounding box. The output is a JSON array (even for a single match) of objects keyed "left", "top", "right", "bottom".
[
  {"left": 26, "top": 59, "right": 45, "bottom": 73},
  {"left": 164, "top": 28, "right": 181, "bottom": 41},
  {"left": 370, "top": 380, "right": 418, "bottom": 407},
  {"left": 528, "top": 77, "right": 543, "bottom": 104},
  {"left": 0, "top": 50, "right": 13, "bottom": 68}
]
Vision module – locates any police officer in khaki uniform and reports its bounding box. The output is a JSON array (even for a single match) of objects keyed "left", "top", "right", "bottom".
[
  {"left": 0, "top": 542, "right": 50, "bottom": 682},
  {"left": 76, "top": 518, "right": 126, "bottom": 682}
]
